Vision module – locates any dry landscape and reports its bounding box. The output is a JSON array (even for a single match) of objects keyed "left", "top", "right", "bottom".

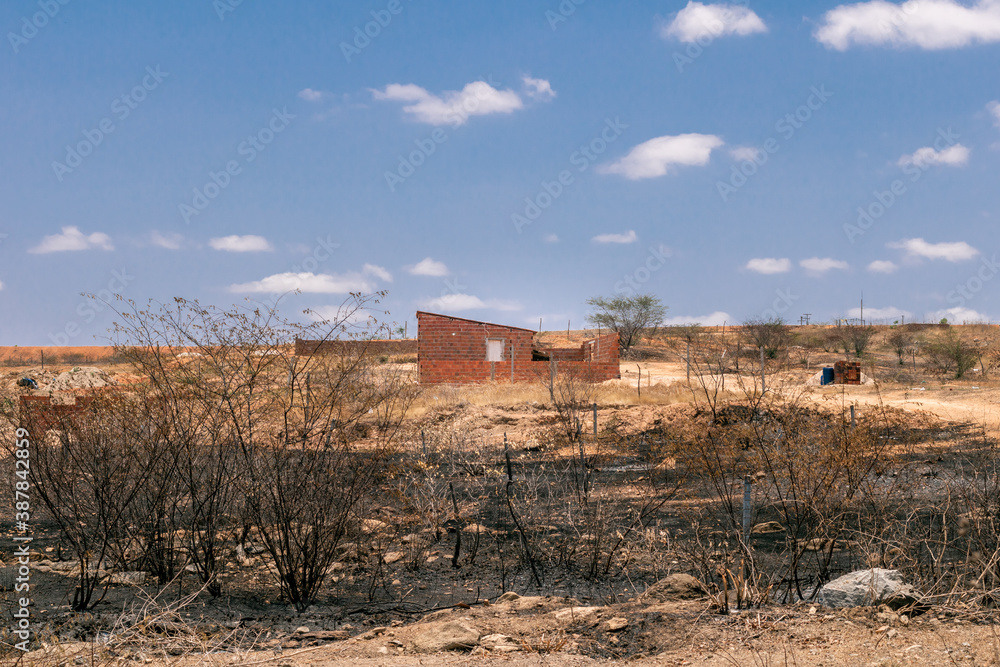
[{"left": 4, "top": 311, "right": 1000, "bottom": 666}]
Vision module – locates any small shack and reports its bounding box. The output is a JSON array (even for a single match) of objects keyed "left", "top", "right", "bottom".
[{"left": 416, "top": 311, "right": 620, "bottom": 384}]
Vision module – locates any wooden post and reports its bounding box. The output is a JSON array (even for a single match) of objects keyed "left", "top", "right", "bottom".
[
  {"left": 592, "top": 402, "right": 598, "bottom": 437},
  {"left": 742, "top": 474, "right": 752, "bottom": 546},
  {"left": 760, "top": 347, "right": 765, "bottom": 395},
  {"left": 686, "top": 340, "right": 690, "bottom": 381},
  {"left": 636, "top": 364, "right": 641, "bottom": 398},
  {"left": 850, "top": 404, "right": 856, "bottom": 429},
  {"left": 510, "top": 343, "right": 514, "bottom": 383}
]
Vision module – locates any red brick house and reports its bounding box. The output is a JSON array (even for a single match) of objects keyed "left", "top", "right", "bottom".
[{"left": 416, "top": 311, "right": 620, "bottom": 384}]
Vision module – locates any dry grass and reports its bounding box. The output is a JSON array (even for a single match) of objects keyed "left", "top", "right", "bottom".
[{"left": 407, "top": 380, "right": 691, "bottom": 417}]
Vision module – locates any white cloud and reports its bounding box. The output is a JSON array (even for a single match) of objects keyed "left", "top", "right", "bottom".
[
  {"left": 362, "top": 263, "right": 393, "bottom": 282},
  {"left": 372, "top": 79, "right": 545, "bottom": 126},
  {"left": 298, "top": 88, "right": 323, "bottom": 102},
  {"left": 407, "top": 257, "right": 449, "bottom": 276},
  {"left": 847, "top": 305, "right": 913, "bottom": 321},
  {"left": 522, "top": 75, "right": 556, "bottom": 101},
  {"left": 151, "top": 231, "right": 183, "bottom": 250},
  {"left": 29, "top": 226, "right": 113, "bottom": 254},
  {"left": 592, "top": 230, "right": 638, "bottom": 244},
  {"left": 800, "top": 257, "right": 849, "bottom": 274},
  {"left": 746, "top": 257, "right": 791, "bottom": 274},
  {"left": 928, "top": 306, "right": 992, "bottom": 323},
  {"left": 897, "top": 144, "right": 970, "bottom": 168},
  {"left": 989, "top": 100, "right": 1000, "bottom": 127},
  {"left": 0, "top": 280, "right": 4, "bottom": 291},
  {"left": 663, "top": 311, "right": 732, "bottom": 326},
  {"left": 729, "top": 146, "right": 762, "bottom": 161},
  {"left": 888, "top": 237, "right": 979, "bottom": 261},
  {"left": 543, "top": 233, "right": 559, "bottom": 243},
  {"left": 816, "top": 0, "right": 1000, "bottom": 50},
  {"left": 209, "top": 235, "right": 274, "bottom": 252},
  {"left": 600, "top": 134, "right": 724, "bottom": 179},
  {"left": 422, "top": 293, "right": 521, "bottom": 311},
  {"left": 662, "top": 1, "right": 768, "bottom": 42},
  {"left": 867, "top": 259, "right": 899, "bottom": 273},
  {"left": 228, "top": 272, "right": 374, "bottom": 294}
]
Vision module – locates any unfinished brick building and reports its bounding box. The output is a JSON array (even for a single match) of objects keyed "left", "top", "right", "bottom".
[{"left": 416, "top": 311, "right": 620, "bottom": 384}]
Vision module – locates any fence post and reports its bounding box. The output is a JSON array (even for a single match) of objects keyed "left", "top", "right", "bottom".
[
  {"left": 760, "top": 347, "right": 765, "bottom": 395},
  {"left": 850, "top": 404, "right": 856, "bottom": 429},
  {"left": 742, "top": 474, "right": 752, "bottom": 546},
  {"left": 592, "top": 402, "right": 598, "bottom": 437},
  {"left": 686, "top": 340, "right": 690, "bottom": 381}
]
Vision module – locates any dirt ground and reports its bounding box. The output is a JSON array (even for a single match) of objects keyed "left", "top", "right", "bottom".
[{"left": 8, "top": 330, "right": 1000, "bottom": 665}]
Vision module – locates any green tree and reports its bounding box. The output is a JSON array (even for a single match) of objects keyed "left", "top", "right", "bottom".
[{"left": 586, "top": 294, "right": 667, "bottom": 354}]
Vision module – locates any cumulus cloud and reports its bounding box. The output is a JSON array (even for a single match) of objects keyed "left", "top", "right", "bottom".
[
  {"left": 888, "top": 237, "right": 979, "bottom": 261},
  {"left": 897, "top": 144, "right": 970, "bottom": 168},
  {"left": 746, "top": 257, "right": 791, "bottom": 274},
  {"left": 662, "top": 1, "right": 768, "bottom": 42},
  {"left": 362, "top": 263, "right": 393, "bottom": 282},
  {"left": 989, "top": 100, "right": 1000, "bottom": 127},
  {"left": 928, "top": 306, "right": 992, "bottom": 323},
  {"left": 407, "top": 257, "right": 449, "bottom": 276},
  {"left": 422, "top": 293, "right": 521, "bottom": 311},
  {"left": 600, "top": 134, "right": 724, "bottom": 179},
  {"left": 815, "top": 0, "right": 1000, "bottom": 50},
  {"left": 372, "top": 78, "right": 553, "bottom": 126},
  {"left": 800, "top": 257, "right": 849, "bottom": 274},
  {"left": 298, "top": 88, "right": 323, "bottom": 102},
  {"left": 867, "top": 259, "right": 899, "bottom": 273},
  {"left": 592, "top": 230, "right": 638, "bottom": 244},
  {"left": 29, "top": 226, "right": 113, "bottom": 254},
  {"left": 847, "top": 305, "right": 913, "bottom": 321},
  {"left": 151, "top": 231, "right": 183, "bottom": 250},
  {"left": 663, "top": 311, "right": 732, "bottom": 326},
  {"left": 730, "top": 146, "right": 762, "bottom": 161},
  {"left": 228, "top": 272, "right": 374, "bottom": 294},
  {"left": 522, "top": 75, "right": 556, "bottom": 101},
  {"left": 209, "top": 235, "right": 274, "bottom": 252}
]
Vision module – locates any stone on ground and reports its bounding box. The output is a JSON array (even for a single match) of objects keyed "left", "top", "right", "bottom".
[
  {"left": 819, "top": 569, "right": 919, "bottom": 609},
  {"left": 410, "top": 621, "right": 480, "bottom": 652},
  {"left": 641, "top": 573, "right": 707, "bottom": 601}
]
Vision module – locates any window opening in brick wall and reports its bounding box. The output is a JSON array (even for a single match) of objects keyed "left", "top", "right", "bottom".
[{"left": 486, "top": 338, "right": 505, "bottom": 362}]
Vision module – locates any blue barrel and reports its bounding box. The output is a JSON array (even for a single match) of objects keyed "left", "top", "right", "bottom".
[{"left": 821, "top": 367, "right": 835, "bottom": 385}]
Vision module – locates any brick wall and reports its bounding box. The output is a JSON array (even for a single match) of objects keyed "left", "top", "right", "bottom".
[
  {"left": 417, "top": 312, "right": 620, "bottom": 384},
  {"left": 19, "top": 394, "right": 96, "bottom": 435}
]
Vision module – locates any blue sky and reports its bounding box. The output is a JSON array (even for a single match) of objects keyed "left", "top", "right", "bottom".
[{"left": 3, "top": 0, "right": 1000, "bottom": 345}]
